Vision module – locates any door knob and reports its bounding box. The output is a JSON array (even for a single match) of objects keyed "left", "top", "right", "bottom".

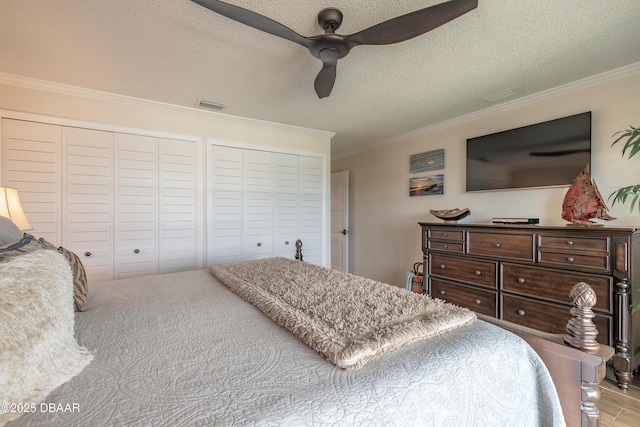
[{"left": 341, "top": 229, "right": 347, "bottom": 235}]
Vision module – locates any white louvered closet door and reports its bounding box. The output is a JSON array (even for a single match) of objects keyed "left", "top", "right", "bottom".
[
  {"left": 115, "top": 133, "right": 158, "bottom": 279},
  {"left": 63, "top": 127, "right": 114, "bottom": 282},
  {"left": 243, "top": 149, "right": 272, "bottom": 260},
  {"left": 272, "top": 152, "right": 299, "bottom": 259},
  {"left": 209, "top": 145, "right": 243, "bottom": 264},
  {"left": 209, "top": 144, "right": 325, "bottom": 266},
  {"left": 2, "top": 119, "right": 62, "bottom": 243},
  {"left": 158, "top": 138, "right": 200, "bottom": 273},
  {"left": 298, "top": 156, "right": 323, "bottom": 265}
]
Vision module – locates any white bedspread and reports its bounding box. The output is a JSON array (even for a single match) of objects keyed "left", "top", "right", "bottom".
[{"left": 9, "top": 269, "right": 565, "bottom": 426}]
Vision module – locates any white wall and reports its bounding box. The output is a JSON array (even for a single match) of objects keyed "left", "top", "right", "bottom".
[{"left": 332, "top": 68, "right": 640, "bottom": 287}]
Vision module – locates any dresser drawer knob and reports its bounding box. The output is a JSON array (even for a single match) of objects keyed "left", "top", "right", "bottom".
[
  {"left": 440, "top": 264, "right": 446, "bottom": 269},
  {"left": 439, "top": 290, "right": 446, "bottom": 295},
  {"left": 494, "top": 242, "right": 502, "bottom": 248},
  {"left": 517, "top": 309, "right": 526, "bottom": 316},
  {"left": 443, "top": 233, "right": 448, "bottom": 237},
  {"left": 474, "top": 270, "right": 482, "bottom": 276},
  {"left": 567, "top": 256, "right": 575, "bottom": 263},
  {"left": 443, "top": 244, "right": 448, "bottom": 248},
  {"left": 566, "top": 240, "right": 574, "bottom": 245},
  {"left": 517, "top": 278, "right": 526, "bottom": 284},
  {"left": 474, "top": 299, "right": 482, "bottom": 305}
]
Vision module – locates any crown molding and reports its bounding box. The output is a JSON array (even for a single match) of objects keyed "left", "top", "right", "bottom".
[
  {"left": 0, "top": 72, "right": 335, "bottom": 140},
  {"left": 335, "top": 61, "right": 640, "bottom": 159}
]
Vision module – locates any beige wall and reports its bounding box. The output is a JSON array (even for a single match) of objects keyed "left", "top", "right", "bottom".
[
  {"left": 333, "top": 71, "right": 640, "bottom": 287},
  {"left": 0, "top": 80, "right": 332, "bottom": 155}
]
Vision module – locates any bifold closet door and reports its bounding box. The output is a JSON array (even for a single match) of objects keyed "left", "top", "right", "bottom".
[
  {"left": 298, "top": 155, "right": 323, "bottom": 265},
  {"left": 209, "top": 144, "right": 325, "bottom": 266},
  {"left": 272, "top": 152, "right": 299, "bottom": 259},
  {"left": 63, "top": 127, "right": 114, "bottom": 282},
  {"left": 158, "top": 138, "right": 200, "bottom": 273},
  {"left": 243, "top": 149, "right": 272, "bottom": 260},
  {"left": 209, "top": 145, "right": 243, "bottom": 264},
  {"left": 115, "top": 133, "right": 158, "bottom": 279},
  {"left": 2, "top": 119, "right": 62, "bottom": 243}
]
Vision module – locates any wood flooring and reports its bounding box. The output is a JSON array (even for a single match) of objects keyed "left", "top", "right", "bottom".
[{"left": 599, "top": 375, "right": 640, "bottom": 426}]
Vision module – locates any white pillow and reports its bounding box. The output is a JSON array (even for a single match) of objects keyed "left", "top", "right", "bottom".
[
  {"left": 0, "top": 216, "right": 22, "bottom": 246},
  {"left": 0, "top": 250, "right": 93, "bottom": 425}
]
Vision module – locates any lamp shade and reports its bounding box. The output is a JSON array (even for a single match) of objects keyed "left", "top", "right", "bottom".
[{"left": 0, "top": 187, "right": 32, "bottom": 231}]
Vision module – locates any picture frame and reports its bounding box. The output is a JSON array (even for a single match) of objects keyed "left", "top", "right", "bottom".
[
  {"left": 410, "top": 174, "right": 444, "bottom": 196},
  {"left": 410, "top": 149, "right": 444, "bottom": 173}
]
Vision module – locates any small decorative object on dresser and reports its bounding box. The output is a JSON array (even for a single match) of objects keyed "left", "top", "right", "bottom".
[
  {"left": 429, "top": 208, "right": 470, "bottom": 223},
  {"left": 562, "top": 164, "right": 615, "bottom": 226}
]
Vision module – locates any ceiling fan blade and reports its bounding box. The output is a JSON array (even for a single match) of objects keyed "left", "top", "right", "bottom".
[
  {"left": 314, "top": 62, "right": 337, "bottom": 99},
  {"left": 191, "top": 0, "right": 313, "bottom": 48},
  {"left": 529, "top": 149, "right": 591, "bottom": 157},
  {"left": 345, "top": 0, "right": 478, "bottom": 46}
]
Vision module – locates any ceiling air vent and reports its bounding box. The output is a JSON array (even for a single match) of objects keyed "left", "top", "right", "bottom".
[
  {"left": 197, "top": 99, "right": 226, "bottom": 110},
  {"left": 481, "top": 88, "right": 519, "bottom": 103}
]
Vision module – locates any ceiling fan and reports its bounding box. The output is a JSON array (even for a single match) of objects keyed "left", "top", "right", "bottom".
[{"left": 191, "top": 0, "right": 478, "bottom": 98}]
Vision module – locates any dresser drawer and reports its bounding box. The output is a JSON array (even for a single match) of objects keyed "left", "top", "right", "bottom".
[
  {"left": 538, "top": 234, "right": 610, "bottom": 253},
  {"left": 430, "top": 253, "right": 497, "bottom": 288},
  {"left": 537, "top": 250, "right": 610, "bottom": 273},
  {"left": 501, "top": 264, "right": 612, "bottom": 313},
  {"left": 502, "top": 295, "right": 611, "bottom": 346},
  {"left": 428, "top": 240, "right": 464, "bottom": 253},
  {"left": 430, "top": 278, "right": 497, "bottom": 317},
  {"left": 429, "top": 229, "right": 464, "bottom": 241},
  {"left": 467, "top": 232, "right": 534, "bottom": 261}
]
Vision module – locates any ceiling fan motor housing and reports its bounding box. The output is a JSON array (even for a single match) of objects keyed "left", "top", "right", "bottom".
[{"left": 318, "top": 8, "right": 343, "bottom": 32}]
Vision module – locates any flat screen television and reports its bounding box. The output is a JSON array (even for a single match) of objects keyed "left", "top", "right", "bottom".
[{"left": 466, "top": 112, "right": 591, "bottom": 192}]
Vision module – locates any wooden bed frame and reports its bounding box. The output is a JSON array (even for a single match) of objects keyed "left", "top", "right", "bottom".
[{"left": 297, "top": 240, "right": 615, "bottom": 427}]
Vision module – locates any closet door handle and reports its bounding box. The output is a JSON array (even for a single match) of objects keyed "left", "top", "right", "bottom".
[
  {"left": 84, "top": 252, "right": 91, "bottom": 257},
  {"left": 134, "top": 249, "right": 140, "bottom": 254},
  {"left": 285, "top": 241, "right": 290, "bottom": 245},
  {"left": 257, "top": 242, "right": 262, "bottom": 247}
]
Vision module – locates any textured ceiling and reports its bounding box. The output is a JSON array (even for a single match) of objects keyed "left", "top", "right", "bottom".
[{"left": 1, "top": 0, "right": 639, "bottom": 158}]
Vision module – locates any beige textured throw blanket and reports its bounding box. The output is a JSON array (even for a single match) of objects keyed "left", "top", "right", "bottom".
[{"left": 210, "top": 258, "right": 475, "bottom": 369}]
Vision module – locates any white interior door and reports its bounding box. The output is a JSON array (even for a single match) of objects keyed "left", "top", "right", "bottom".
[{"left": 331, "top": 170, "right": 349, "bottom": 272}]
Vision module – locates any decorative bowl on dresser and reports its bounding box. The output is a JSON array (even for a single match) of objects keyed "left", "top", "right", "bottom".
[{"left": 419, "top": 221, "right": 640, "bottom": 390}]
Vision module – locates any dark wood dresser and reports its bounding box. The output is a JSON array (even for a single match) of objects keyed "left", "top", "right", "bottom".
[{"left": 419, "top": 221, "right": 640, "bottom": 390}]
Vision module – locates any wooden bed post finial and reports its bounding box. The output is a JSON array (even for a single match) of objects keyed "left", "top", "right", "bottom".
[
  {"left": 564, "top": 282, "right": 601, "bottom": 353},
  {"left": 295, "top": 239, "right": 303, "bottom": 261}
]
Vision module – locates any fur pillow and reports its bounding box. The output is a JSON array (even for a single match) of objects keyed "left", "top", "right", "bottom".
[
  {"left": 0, "top": 250, "right": 93, "bottom": 425},
  {"left": 0, "top": 216, "right": 22, "bottom": 246}
]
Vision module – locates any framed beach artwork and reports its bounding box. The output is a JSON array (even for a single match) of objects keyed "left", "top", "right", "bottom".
[
  {"left": 410, "top": 149, "right": 444, "bottom": 173},
  {"left": 410, "top": 174, "right": 444, "bottom": 196}
]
